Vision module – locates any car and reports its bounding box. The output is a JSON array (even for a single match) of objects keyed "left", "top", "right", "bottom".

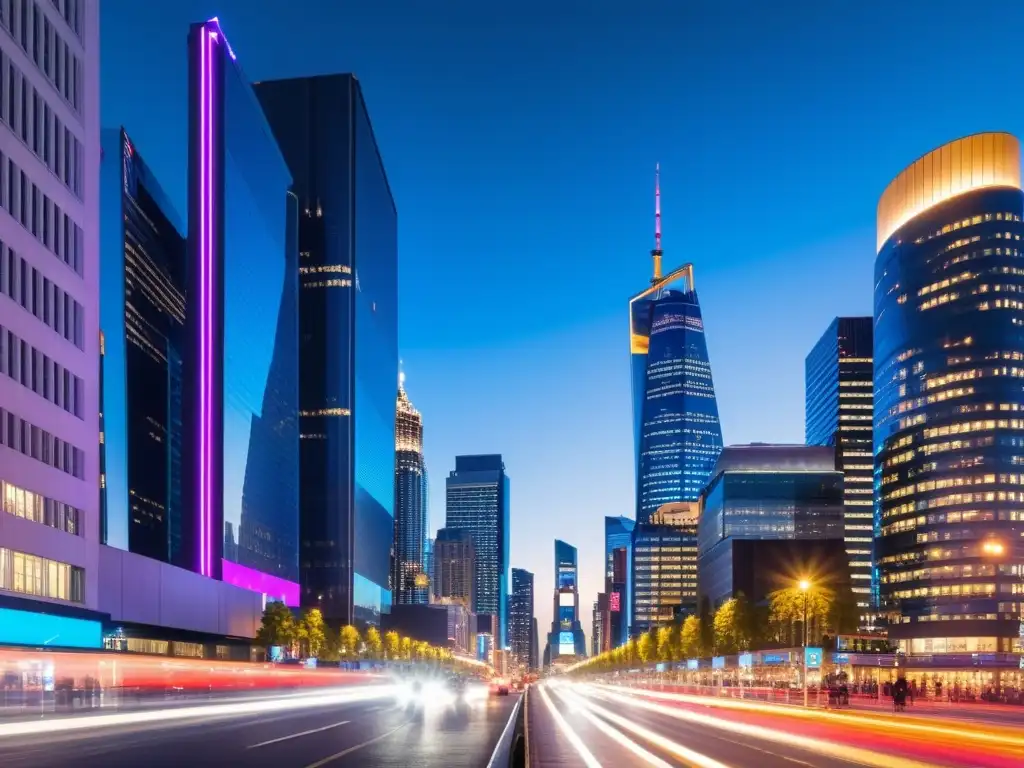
[{"left": 490, "top": 677, "right": 510, "bottom": 696}]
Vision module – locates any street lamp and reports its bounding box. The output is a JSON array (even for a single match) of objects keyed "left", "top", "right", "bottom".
[{"left": 799, "top": 579, "right": 812, "bottom": 707}]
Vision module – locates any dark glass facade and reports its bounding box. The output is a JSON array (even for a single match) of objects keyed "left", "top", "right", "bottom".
[
  {"left": 805, "top": 317, "right": 874, "bottom": 613},
  {"left": 187, "top": 21, "right": 299, "bottom": 588},
  {"left": 433, "top": 527, "right": 475, "bottom": 608},
  {"left": 631, "top": 507, "right": 698, "bottom": 635},
  {"left": 99, "top": 128, "right": 186, "bottom": 566},
  {"left": 604, "top": 515, "right": 634, "bottom": 647},
  {"left": 510, "top": 568, "right": 534, "bottom": 669},
  {"left": 874, "top": 133, "right": 1024, "bottom": 655},
  {"left": 393, "top": 379, "right": 427, "bottom": 604},
  {"left": 254, "top": 74, "right": 398, "bottom": 623},
  {"left": 547, "top": 540, "right": 586, "bottom": 659},
  {"left": 631, "top": 268, "right": 723, "bottom": 522},
  {"left": 445, "top": 455, "right": 510, "bottom": 645},
  {"left": 697, "top": 445, "right": 845, "bottom": 608}
]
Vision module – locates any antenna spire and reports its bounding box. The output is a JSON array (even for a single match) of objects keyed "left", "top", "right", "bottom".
[{"left": 651, "top": 163, "right": 663, "bottom": 282}]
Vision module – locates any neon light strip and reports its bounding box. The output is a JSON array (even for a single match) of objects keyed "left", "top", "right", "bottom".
[
  {"left": 198, "top": 26, "right": 208, "bottom": 576},
  {"left": 205, "top": 28, "right": 215, "bottom": 577}
]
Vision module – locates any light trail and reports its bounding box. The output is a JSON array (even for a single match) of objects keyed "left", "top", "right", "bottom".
[
  {"left": 553, "top": 684, "right": 728, "bottom": 768},
  {"left": 537, "top": 684, "right": 603, "bottom": 768},
  {"left": 0, "top": 686, "right": 392, "bottom": 739},
  {"left": 603, "top": 684, "right": 1024, "bottom": 751},
  {"left": 581, "top": 684, "right": 941, "bottom": 768}
]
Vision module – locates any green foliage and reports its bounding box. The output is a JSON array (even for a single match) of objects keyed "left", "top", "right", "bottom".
[
  {"left": 680, "top": 615, "right": 702, "bottom": 658},
  {"left": 339, "top": 625, "right": 362, "bottom": 657},
  {"left": 712, "top": 594, "right": 753, "bottom": 654},
  {"left": 656, "top": 626, "right": 674, "bottom": 662},
  {"left": 384, "top": 630, "right": 401, "bottom": 660},
  {"left": 364, "top": 626, "right": 383, "bottom": 659},
  {"left": 299, "top": 608, "right": 326, "bottom": 658},
  {"left": 256, "top": 600, "right": 296, "bottom": 650}
]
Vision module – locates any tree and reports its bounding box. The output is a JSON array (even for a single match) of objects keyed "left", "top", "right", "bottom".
[
  {"left": 713, "top": 595, "right": 752, "bottom": 654},
  {"left": 636, "top": 630, "right": 656, "bottom": 664},
  {"left": 384, "top": 630, "right": 401, "bottom": 660},
  {"left": 400, "top": 635, "right": 413, "bottom": 661},
  {"left": 364, "top": 626, "right": 383, "bottom": 660},
  {"left": 256, "top": 601, "right": 296, "bottom": 652},
  {"left": 828, "top": 586, "right": 860, "bottom": 638},
  {"left": 680, "top": 615, "right": 702, "bottom": 658},
  {"left": 299, "top": 608, "right": 326, "bottom": 658},
  {"left": 656, "top": 626, "right": 674, "bottom": 662},
  {"left": 768, "top": 587, "right": 831, "bottom": 646},
  {"left": 340, "top": 625, "right": 362, "bottom": 658}
]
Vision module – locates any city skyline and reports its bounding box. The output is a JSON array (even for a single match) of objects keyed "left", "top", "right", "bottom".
[{"left": 99, "top": 0, "right": 1024, "bottom": 644}]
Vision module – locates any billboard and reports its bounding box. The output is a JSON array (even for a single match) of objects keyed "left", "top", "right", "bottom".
[
  {"left": 609, "top": 592, "right": 621, "bottom": 612},
  {"left": 559, "top": 592, "right": 575, "bottom": 607},
  {"left": 558, "top": 631, "right": 575, "bottom": 656}
]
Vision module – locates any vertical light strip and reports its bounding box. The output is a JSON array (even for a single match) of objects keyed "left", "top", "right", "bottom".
[
  {"left": 205, "top": 28, "right": 216, "bottom": 577},
  {"left": 197, "top": 25, "right": 208, "bottom": 576}
]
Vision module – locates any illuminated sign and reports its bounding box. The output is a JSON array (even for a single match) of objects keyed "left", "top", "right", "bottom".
[
  {"left": 762, "top": 653, "right": 791, "bottom": 665},
  {"left": 804, "top": 647, "right": 823, "bottom": 669},
  {"left": 0, "top": 607, "right": 101, "bottom": 649},
  {"left": 712, "top": 656, "right": 725, "bottom": 669},
  {"left": 559, "top": 592, "right": 575, "bottom": 607},
  {"left": 609, "top": 592, "right": 621, "bottom": 612},
  {"left": 738, "top": 653, "right": 753, "bottom": 668},
  {"left": 686, "top": 659, "right": 699, "bottom": 670}
]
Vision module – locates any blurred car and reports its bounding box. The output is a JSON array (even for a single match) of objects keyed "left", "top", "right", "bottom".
[{"left": 490, "top": 677, "right": 510, "bottom": 696}]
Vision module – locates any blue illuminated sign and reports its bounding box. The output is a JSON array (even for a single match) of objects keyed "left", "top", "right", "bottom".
[
  {"left": 738, "top": 653, "right": 753, "bottom": 668},
  {"left": 804, "top": 647, "right": 823, "bottom": 669},
  {"left": 762, "top": 652, "right": 791, "bottom": 665},
  {"left": 712, "top": 656, "right": 725, "bottom": 669},
  {"left": 686, "top": 659, "right": 699, "bottom": 670},
  {"left": 558, "top": 631, "right": 574, "bottom": 645},
  {"left": 0, "top": 607, "right": 102, "bottom": 649},
  {"left": 832, "top": 653, "right": 850, "bottom": 665}
]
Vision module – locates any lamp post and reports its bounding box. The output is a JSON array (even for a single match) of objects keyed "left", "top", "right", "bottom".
[{"left": 799, "top": 579, "right": 811, "bottom": 707}]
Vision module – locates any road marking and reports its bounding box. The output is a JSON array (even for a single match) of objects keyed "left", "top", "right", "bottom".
[
  {"left": 248, "top": 720, "right": 350, "bottom": 749},
  {"left": 302, "top": 720, "right": 410, "bottom": 767},
  {"left": 486, "top": 694, "right": 522, "bottom": 768},
  {"left": 537, "top": 684, "right": 602, "bottom": 768}
]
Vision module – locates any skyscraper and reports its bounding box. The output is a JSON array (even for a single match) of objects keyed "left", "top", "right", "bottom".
[
  {"left": 546, "top": 540, "right": 586, "bottom": 661},
  {"left": 392, "top": 373, "right": 428, "bottom": 604},
  {"left": 433, "top": 528, "right": 475, "bottom": 608},
  {"left": 0, "top": 1, "right": 101, "bottom": 623},
  {"left": 185, "top": 19, "right": 299, "bottom": 601},
  {"left": 631, "top": 503, "right": 699, "bottom": 635},
  {"left": 99, "top": 128, "right": 186, "bottom": 566},
  {"left": 254, "top": 74, "right": 398, "bottom": 624},
  {"left": 604, "top": 515, "right": 634, "bottom": 647},
  {"left": 875, "top": 133, "right": 1024, "bottom": 656},
  {"left": 510, "top": 568, "right": 535, "bottom": 669},
  {"left": 445, "top": 455, "right": 510, "bottom": 645},
  {"left": 630, "top": 168, "right": 723, "bottom": 521},
  {"left": 806, "top": 317, "right": 874, "bottom": 617}
]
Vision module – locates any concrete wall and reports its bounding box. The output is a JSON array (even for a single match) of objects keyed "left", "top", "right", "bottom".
[{"left": 98, "top": 546, "right": 262, "bottom": 638}]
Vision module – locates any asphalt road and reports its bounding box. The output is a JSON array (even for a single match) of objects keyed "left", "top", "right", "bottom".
[{"left": 0, "top": 687, "right": 520, "bottom": 768}]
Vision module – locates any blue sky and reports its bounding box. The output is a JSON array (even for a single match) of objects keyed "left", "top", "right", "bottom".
[{"left": 101, "top": 0, "right": 1024, "bottom": 645}]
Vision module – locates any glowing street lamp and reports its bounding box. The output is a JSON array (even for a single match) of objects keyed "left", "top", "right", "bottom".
[{"left": 799, "top": 578, "right": 814, "bottom": 707}]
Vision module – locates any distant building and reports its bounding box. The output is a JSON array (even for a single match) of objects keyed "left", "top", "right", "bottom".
[
  {"left": 546, "top": 540, "right": 586, "bottom": 659},
  {"left": 531, "top": 617, "right": 539, "bottom": 670},
  {"left": 697, "top": 444, "right": 846, "bottom": 609},
  {"left": 445, "top": 455, "right": 510, "bottom": 645},
  {"left": 592, "top": 594, "right": 609, "bottom": 656},
  {"left": 254, "top": 73, "right": 398, "bottom": 624},
  {"left": 509, "top": 568, "right": 535, "bottom": 669},
  {"left": 392, "top": 375, "right": 428, "bottom": 605},
  {"left": 604, "top": 516, "right": 634, "bottom": 647},
  {"left": 433, "top": 528, "right": 475, "bottom": 608},
  {"left": 806, "top": 317, "right": 874, "bottom": 617},
  {"left": 631, "top": 503, "right": 699, "bottom": 635}
]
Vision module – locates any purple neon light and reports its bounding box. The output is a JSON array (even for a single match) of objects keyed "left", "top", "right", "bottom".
[{"left": 221, "top": 560, "right": 300, "bottom": 607}]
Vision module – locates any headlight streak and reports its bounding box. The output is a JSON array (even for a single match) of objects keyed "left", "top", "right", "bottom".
[
  {"left": 581, "top": 684, "right": 941, "bottom": 768},
  {"left": 551, "top": 684, "right": 717, "bottom": 768},
  {"left": 0, "top": 686, "right": 391, "bottom": 739},
  {"left": 605, "top": 684, "right": 1024, "bottom": 752},
  {"left": 537, "top": 684, "right": 603, "bottom": 768}
]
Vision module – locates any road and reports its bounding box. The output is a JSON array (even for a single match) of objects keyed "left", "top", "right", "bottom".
[
  {"left": 0, "top": 685, "right": 520, "bottom": 767},
  {"left": 529, "top": 681, "right": 1024, "bottom": 768}
]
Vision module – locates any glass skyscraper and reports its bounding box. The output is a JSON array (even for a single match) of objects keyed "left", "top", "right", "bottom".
[
  {"left": 510, "top": 568, "right": 535, "bottom": 669},
  {"left": 805, "top": 317, "right": 874, "bottom": 615},
  {"left": 186, "top": 19, "right": 300, "bottom": 600},
  {"left": 100, "top": 128, "right": 186, "bottom": 567},
  {"left": 631, "top": 504, "right": 699, "bottom": 634},
  {"left": 546, "top": 540, "right": 586, "bottom": 662},
  {"left": 254, "top": 74, "right": 398, "bottom": 624},
  {"left": 875, "top": 132, "right": 1024, "bottom": 656},
  {"left": 445, "top": 455, "right": 510, "bottom": 645},
  {"left": 604, "top": 515, "right": 634, "bottom": 647},
  {"left": 393, "top": 374, "right": 427, "bottom": 604}
]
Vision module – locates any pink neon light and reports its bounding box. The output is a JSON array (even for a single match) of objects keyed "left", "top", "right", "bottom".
[
  {"left": 654, "top": 162, "right": 661, "bottom": 252},
  {"left": 221, "top": 560, "right": 300, "bottom": 607},
  {"left": 198, "top": 26, "right": 209, "bottom": 576},
  {"left": 205, "top": 28, "right": 215, "bottom": 577}
]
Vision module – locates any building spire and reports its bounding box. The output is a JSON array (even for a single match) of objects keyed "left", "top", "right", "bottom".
[{"left": 651, "top": 163, "right": 663, "bottom": 283}]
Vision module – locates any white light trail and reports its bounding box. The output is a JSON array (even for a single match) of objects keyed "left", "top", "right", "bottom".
[{"left": 537, "top": 684, "right": 603, "bottom": 768}]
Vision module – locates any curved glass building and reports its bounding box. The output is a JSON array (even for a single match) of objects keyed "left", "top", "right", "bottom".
[{"left": 875, "top": 132, "right": 1024, "bottom": 656}]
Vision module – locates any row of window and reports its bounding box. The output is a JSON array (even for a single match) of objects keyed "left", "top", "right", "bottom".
[
  {"left": 0, "top": 545, "right": 83, "bottom": 602},
  {"left": 0, "top": 151, "right": 83, "bottom": 275},
  {"left": 0, "top": 404, "right": 84, "bottom": 478},
  {"left": 2, "top": 477, "right": 80, "bottom": 534},
  {"left": 913, "top": 211, "right": 1022, "bottom": 245},
  {"left": 0, "top": 48, "right": 83, "bottom": 196},
  {"left": 0, "top": 239, "right": 85, "bottom": 348},
  {"left": 0, "top": 0, "right": 82, "bottom": 113},
  {"left": 0, "top": 324, "right": 84, "bottom": 416}
]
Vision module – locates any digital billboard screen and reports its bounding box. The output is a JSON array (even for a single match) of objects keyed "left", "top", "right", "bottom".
[
  {"left": 559, "top": 592, "right": 574, "bottom": 607},
  {"left": 609, "top": 592, "right": 621, "bottom": 612}
]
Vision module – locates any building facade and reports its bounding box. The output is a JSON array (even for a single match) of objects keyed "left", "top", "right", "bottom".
[
  {"left": 0, "top": 0, "right": 101, "bottom": 628},
  {"left": 697, "top": 444, "right": 846, "bottom": 608},
  {"left": 254, "top": 74, "right": 398, "bottom": 624},
  {"left": 99, "top": 128, "right": 186, "bottom": 567},
  {"left": 445, "top": 455, "right": 510, "bottom": 645},
  {"left": 546, "top": 539, "right": 586, "bottom": 660},
  {"left": 186, "top": 19, "right": 300, "bottom": 601},
  {"left": 604, "top": 515, "right": 634, "bottom": 647},
  {"left": 805, "top": 317, "right": 874, "bottom": 615},
  {"left": 392, "top": 374, "right": 427, "bottom": 604},
  {"left": 874, "top": 133, "right": 1024, "bottom": 656},
  {"left": 509, "top": 567, "right": 534, "bottom": 670},
  {"left": 631, "top": 504, "right": 699, "bottom": 635},
  {"left": 432, "top": 527, "right": 475, "bottom": 608}
]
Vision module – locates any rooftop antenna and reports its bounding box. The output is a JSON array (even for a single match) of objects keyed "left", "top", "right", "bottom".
[{"left": 651, "top": 163, "right": 663, "bottom": 283}]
